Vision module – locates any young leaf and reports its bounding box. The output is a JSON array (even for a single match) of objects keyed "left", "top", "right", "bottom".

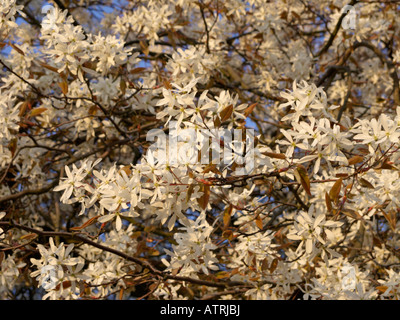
[
  {"left": 329, "top": 178, "right": 342, "bottom": 203},
  {"left": 223, "top": 204, "right": 233, "bottom": 228},
  {"left": 263, "top": 152, "right": 286, "bottom": 160},
  {"left": 58, "top": 81, "right": 68, "bottom": 95},
  {"left": 255, "top": 215, "right": 263, "bottom": 230},
  {"left": 325, "top": 192, "right": 332, "bottom": 212},
  {"left": 359, "top": 178, "right": 374, "bottom": 189},
  {"left": 269, "top": 258, "right": 279, "bottom": 273},
  {"left": 70, "top": 215, "right": 100, "bottom": 231},
  {"left": 294, "top": 164, "right": 311, "bottom": 196},
  {"left": 220, "top": 104, "right": 233, "bottom": 122},
  {"left": 244, "top": 103, "right": 257, "bottom": 118},
  {"left": 197, "top": 184, "right": 210, "bottom": 210},
  {"left": 348, "top": 155, "right": 364, "bottom": 165},
  {"left": 29, "top": 107, "right": 47, "bottom": 117}
]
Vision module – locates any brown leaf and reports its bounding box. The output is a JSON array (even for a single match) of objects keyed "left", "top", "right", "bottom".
[
  {"left": 261, "top": 258, "right": 269, "bottom": 271},
  {"left": 120, "top": 165, "right": 131, "bottom": 176},
  {"left": 130, "top": 67, "right": 147, "bottom": 75},
  {"left": 197, "top": 184, "right": 210, "bottom": 210},
  {"left": 223, "top": 205, "right": 233, "bottom": 228},
  {"left": 213, "top": 115, "right": 221, "bottom": 127},
  {"left": 380, "top": 209, "right": 396, "bottom": 232},
  {"left": 348, "top": 155, "right": 364, "bottom": 165},
  {"left": 263, "top": 152, "right": 286, "bottom": 160},
  {"left": 202, "top": 164, "right": 221, "bottom": 175},
  {"left": 120, "top": 78, "right": 126, "bottom": 95},
  {"left": 222, "top": 230, "right": 235, "bottom": 241},
  {"left": 58, "top": 81, "right": 68, "bottom": 95},
  {"left": 18, "top": 101, "right": 30, "bottom": 117},
  {"left": 10, "top": 43, "right": 25, "bottom": 55},
  {"left": 38, "top": 61, "right": 59, "bottom": 73},
  {"left": 376, "top": 286, "right": 388, "bottom": 294},
  {"left": 186, "top": 184, "right": 195, "bottom": 203},
  {"left": 139, "top": 40, "right": 149, "bottom": 56},
  {"left": 325, "top": 192, "right": 332, "bottom": 212},
  {"left": 8, "top": 138, "right": 18, "bottom": 157},
  {"left": 19, "top": 233, "right": 38, "bottom": 241},
  {"left": 255, "top": 215, "right": 263, "bottom": 230},
  {"left": 342, "top": 210, "right": 362, "bottom": 220},
  {"left": 220, "top": 104, "right": 233, "bottom": 122},
  {"left": 29, "top": 107, "right": 47, "bottom": 117},
  {"left": 294, "top": 164, "right": 311, "bottom": 196},
  {"left": 70, "top": 215, "right": 100, "bottom": 231},
  {"left": 244, "top": 103, "right": 257, "bottom": 118},
  {"left": 329, "top": 178, "right": 342, "bottom": 203},
  {"left": 376, "top": 159, "right": 397, "bottom": 171},
  {"left": 269, "top": 258, "right": 279, "bottom": 273},
  {"left": 215, "top": 271, "right": 230, "bottom": 279},
  {"left": 359, "top": 178, "right": 374, "bottom": 189},
  {"left": 163, "top": 79, "right": 172, "bottom": 90}
]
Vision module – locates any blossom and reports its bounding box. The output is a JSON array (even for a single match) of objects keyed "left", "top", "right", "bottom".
[
  {"left": 287, "top": 205, "right": 343, "bottom": 255},
  {"left": 53, "top": 164, "right": 86, "bottom": 202}
]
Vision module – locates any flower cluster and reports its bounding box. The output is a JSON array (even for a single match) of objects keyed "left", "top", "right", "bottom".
[{"left": 1, "top": 0, "right": 400, "bottom": 301}]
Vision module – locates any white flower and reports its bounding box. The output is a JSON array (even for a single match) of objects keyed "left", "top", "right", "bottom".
[
  {"left": 0, "top": 212, "right": 6, "bottom": 240},
  {"left": 54, "top": 164, "right": 86, "bottom": 203}
]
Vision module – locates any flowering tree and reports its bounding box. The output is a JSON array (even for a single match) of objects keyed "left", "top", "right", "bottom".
[{"left": 1, "top": 0, "right": 400, "bottom": 300}]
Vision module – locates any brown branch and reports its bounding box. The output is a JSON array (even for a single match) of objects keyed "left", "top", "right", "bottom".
[
  {"left": 0, "top": 220, "right": 267, "bottom": 290},
  {"left": 315, "top": 0, "right": 358, "bottom": 57}
]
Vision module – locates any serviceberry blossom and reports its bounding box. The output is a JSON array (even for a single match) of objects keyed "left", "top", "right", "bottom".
[{"left": 1, "top": 0, "right": 400, "bottom": 301}]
